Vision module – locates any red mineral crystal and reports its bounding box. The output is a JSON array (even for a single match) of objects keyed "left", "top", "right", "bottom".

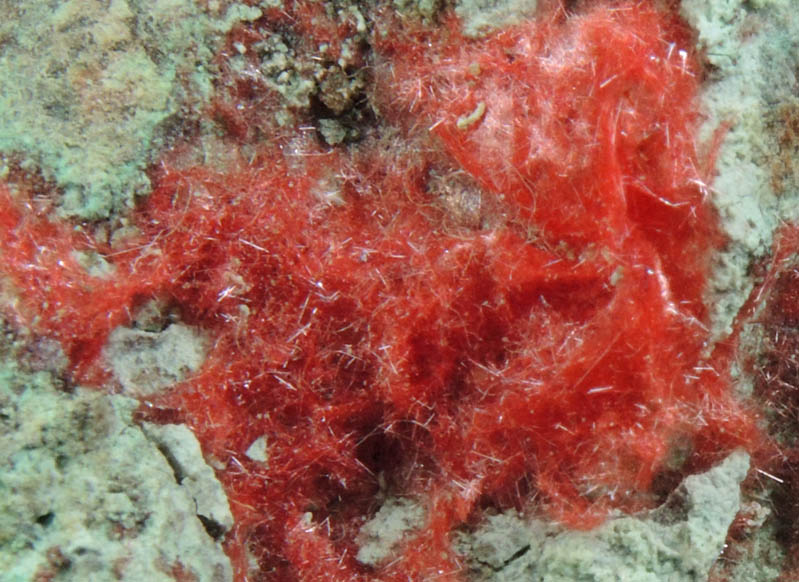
[{"left": 0, "top": 2, "right": 761, "bottom": 581}]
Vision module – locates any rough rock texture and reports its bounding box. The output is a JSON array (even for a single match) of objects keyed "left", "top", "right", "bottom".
[
  {"left": 681, "top": 0, "right": 799, "bottom": 336},
  {"left": 356, "top": 498, "right": 426, "bottom": 566},
  {"left": 0, "top": 336, "right": 233, "bottom": 582},
  {"left": 141, "top": 423, "right": 234, "bottom": 537},
  {"left": 105, "top": 324, "right": 207, "bottom": 397},
  {"left": 457, "top": 451, "right": 750, "bottom": 582},
  {"left": 0, "top": 0, "right": 261, "bottom": 219},
  {"left": 455, "top": 0, "right": 539, "bottom": 36}
]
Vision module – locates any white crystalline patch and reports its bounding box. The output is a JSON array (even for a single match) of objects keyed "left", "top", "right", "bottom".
[{"left": 245, "top": 435, "right": 269, "bottom": 463}]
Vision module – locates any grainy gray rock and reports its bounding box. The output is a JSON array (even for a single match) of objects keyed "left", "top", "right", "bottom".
[
  {"left": 0, "top": 0, "right": 261, "bottom": 219},
  {"left": 457, "top": 451, "right": 750, "bottom": 582},
  {"left": 142, "top": 423, "right": 234, "bottom": 536},
  {"left": 356, "top": 497, "right": 426, "bottom": 566},
  {"left": 105, "top": 324, "right": 207, "bottom": 397},
  {"left": 681, "top": 0, "right": 799, "bottom": 337},
  {"left": 455, "top": 0, "right": 538, "bottom": 37},
  {"left": 0, "top": 353, "right": 233, "bottom": 582}
]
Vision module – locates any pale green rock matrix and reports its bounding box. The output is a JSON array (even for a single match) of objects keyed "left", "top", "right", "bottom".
[
  {"left": 0, "top": 0, "right": 262, "bottom": 219},
  {"left": 680, "top": 0, "right": 799, "bottom": 337},
  {"left": 356, "top": 497, "right": 426, "bottom": 566},
  {"left": 456, "top": 451, "right": 750, "bottom": 582},
  {"left": 0, "top": 328, "right": 234, "bottom": 582},
  {"left": 455, "top": 0, "right": 538, "bottom": 37}
]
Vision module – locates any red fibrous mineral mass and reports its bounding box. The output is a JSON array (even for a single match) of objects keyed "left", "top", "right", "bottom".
[{"left": 0, "top": 2, "right": 760, "bottom": 580}]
